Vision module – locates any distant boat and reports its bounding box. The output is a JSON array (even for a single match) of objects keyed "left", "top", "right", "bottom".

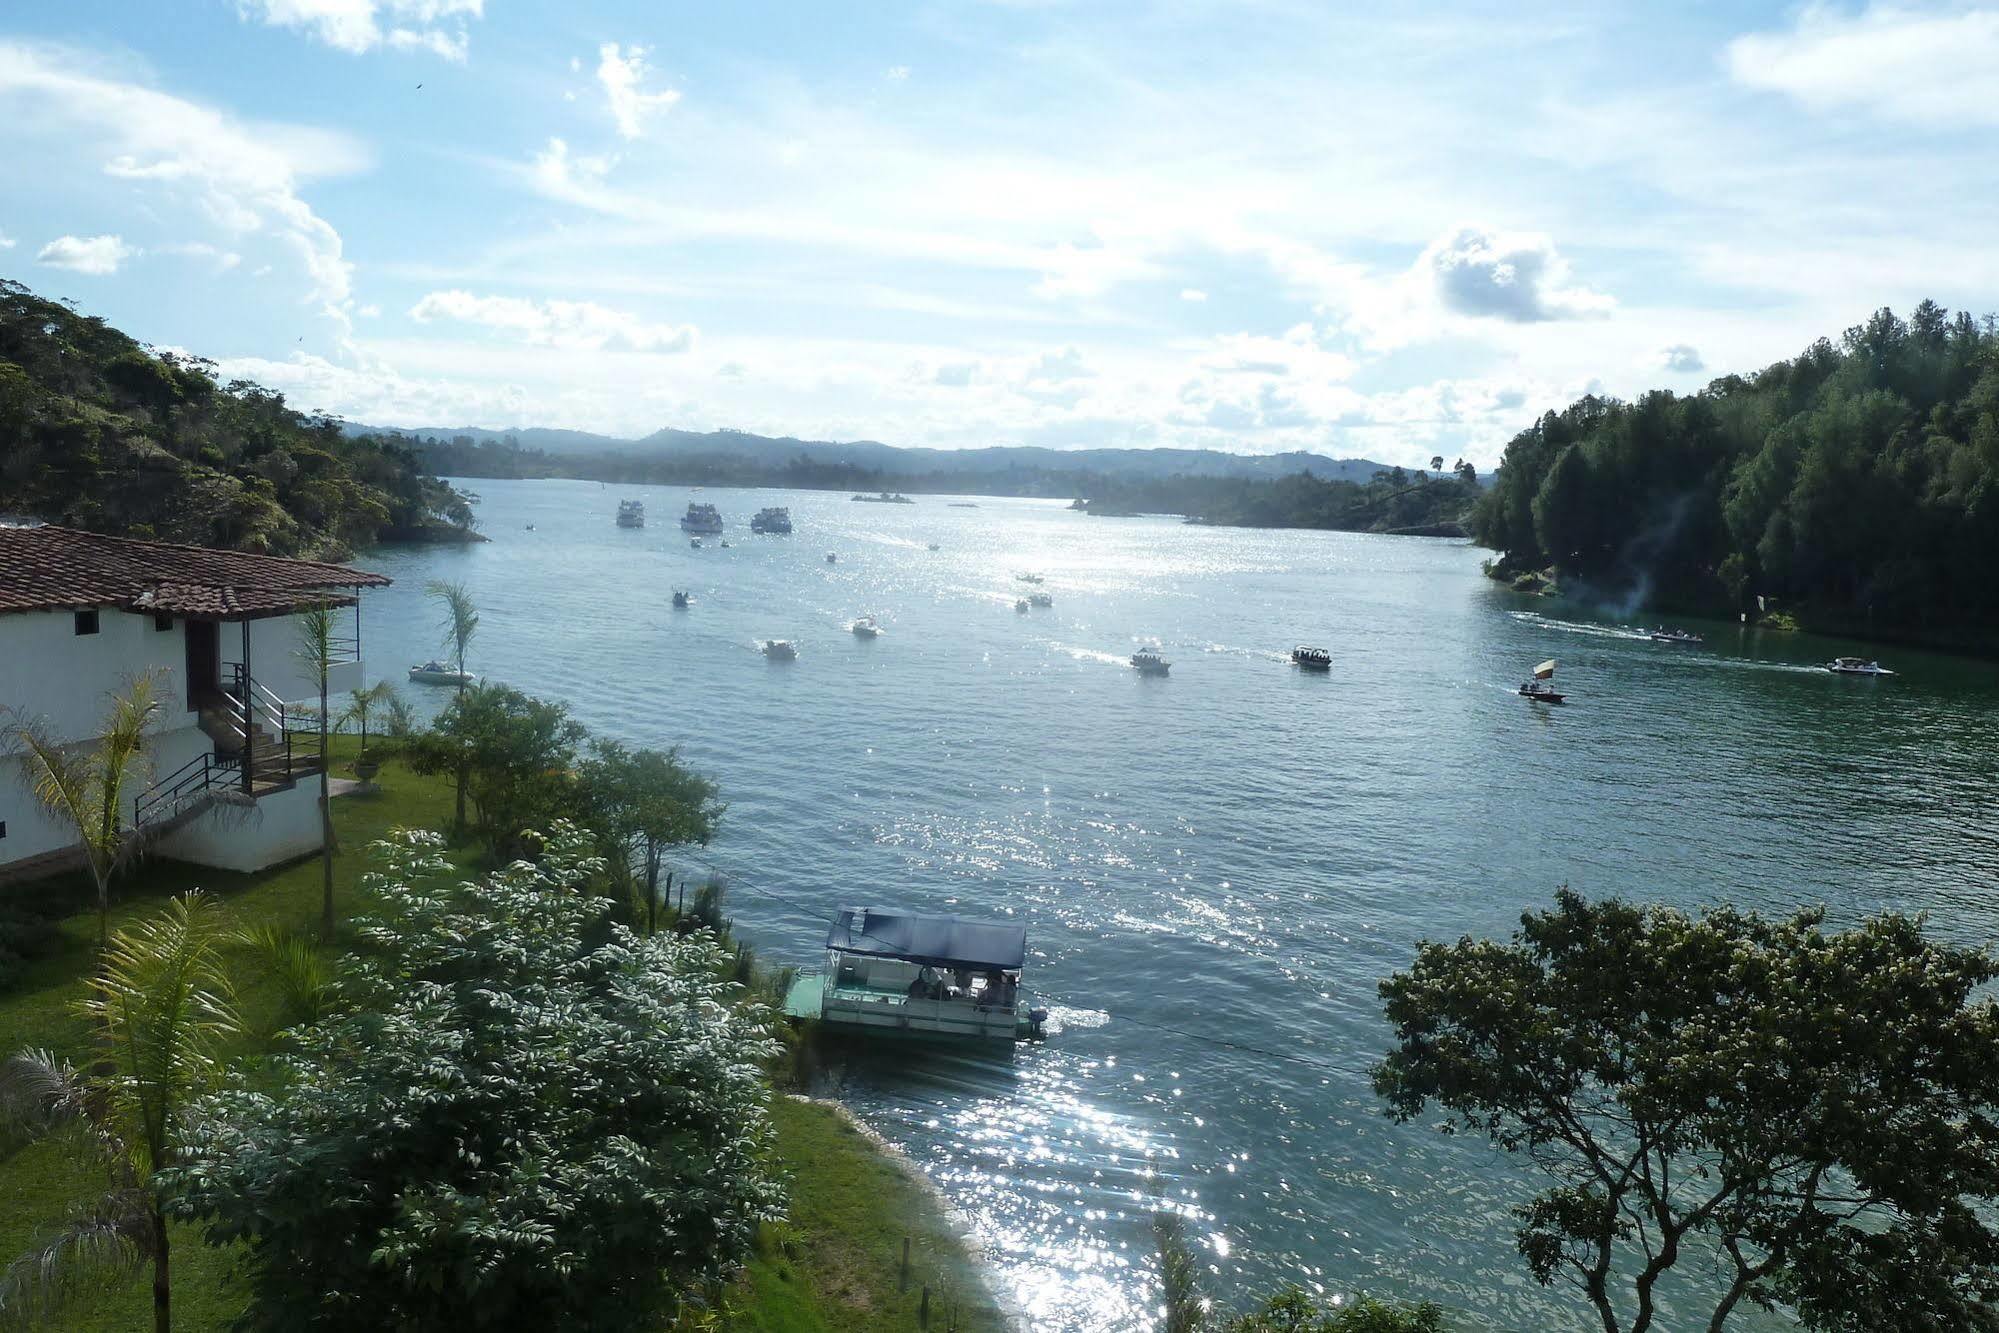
[
  {"left": 680, "top": 502, "right": 724, "bottom": 533},
  {"left": 719, "top": 539, "right": 732, "bottom": 548},
  {"left": 751, "top": 506, "right": 793, "bottom": 534},
  {"left": 1291, "top": 645, "right": 1332, "bottom": 671},
  {"left": 1827, "top": 657, "right": 1894, "bottom": 676},
  {"left": 851, "top": 616, "right": 881, "bottom": 639},
  {"left": 853, "top": 491, "right": 914, "bottom": 504},
  {"left": 1519, "top": 658, "right": 1565, "bottom": 704},
  {"left": 672, "top": 591, "right": 691, "bottom": 609},
  {"left": 524, "top": 522, "right": 536, "bottom": 531},
  {"left": 409, "top": 659, "right": 476, "bottom": 686},
  {"left": 948, "top": 502, "right": 979, "bottom": 509},
  {"left": 826, "top": 552, "right": 838, "bottom": 564},
  {"left": 690, "top": 538, "right": 703, "bottom": 549},
  {"left": 763, "top": 639, "right": 798, "bottom": 661},
  {"left": 1131, "top": 648, "right": 1171, "bottom": 676},
  {"left": 1016, "top": 573, "right": 1044, "bottom": 584},
  {"left": 927, "top": 542, "right": 941, "bottom": 551},
  {"left": 1028, "top": 592, "right": 1052, "bottom": 608},
  {"left": 616, "top": 499, "right": 645, "bottom": 528},
  {"left": 1014, "top": 598, "right": 1029, "bottom": 613},
  {"left": 1649, "top": 628, "right": 1705, "bottom": 645}
]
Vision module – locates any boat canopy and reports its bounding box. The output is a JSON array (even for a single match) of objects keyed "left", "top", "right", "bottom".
[{"left": 827, "top": 907, "right": 1026, "bottom": 970}]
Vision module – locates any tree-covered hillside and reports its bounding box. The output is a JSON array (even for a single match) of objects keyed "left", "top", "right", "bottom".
[
  {"left": 1474, "top": 302, "right": 1999, "bottom": 645},
  {"left": 0, "top": 281, "right": 474, "bottom": 558},
  {"left": 1078, "top": 460, "right": 1481, "bottom": 534}
]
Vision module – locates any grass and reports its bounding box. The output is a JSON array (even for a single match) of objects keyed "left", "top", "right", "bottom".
[{"left": 0, "top": 740, "right": 1004, "bottom": 1331}]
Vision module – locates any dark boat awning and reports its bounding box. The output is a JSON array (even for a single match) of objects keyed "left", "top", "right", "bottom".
[{"left": 827, "top": 907, "right": 1026, "bottom": 970}]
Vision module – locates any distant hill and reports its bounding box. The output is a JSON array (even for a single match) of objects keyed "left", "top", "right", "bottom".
[{"left": 344, "top": 422, "right": 1395, "bottom": 485}]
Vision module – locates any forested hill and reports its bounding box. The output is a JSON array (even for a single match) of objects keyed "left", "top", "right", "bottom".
[
  {"left": 1077, "top": 460, "right": 1482, "bottom": 534},
  {"left": 0, "top": 281, "right": 475, "bottom": 559},
  {"left": 1474, "top": 302, "right": 1999, "bottom": 646}
]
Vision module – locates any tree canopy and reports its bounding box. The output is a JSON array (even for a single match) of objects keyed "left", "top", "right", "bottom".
[
  {"left": 1473, "top": 302, "right": 1999, "bottom": 644},
  {"left": 0, "top": 280, "right": 473, "bottom": 558},
  {"left": 404, "top": 683, "right": 588, "bottom": 857},
  {"left": 165, "top": 825, "right": 784, "bottom": 1331},
  {"left": 1374, "top": 889, "right": 1999, "bottom": 1332}
]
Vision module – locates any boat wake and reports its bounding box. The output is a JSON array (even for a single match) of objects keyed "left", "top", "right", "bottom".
[
  {"left": 1054, "top": 643, "right": 1130, "bottom": 668},
  {"left": 1509, "top": 611, "right": 1650, "bottom": 641}
]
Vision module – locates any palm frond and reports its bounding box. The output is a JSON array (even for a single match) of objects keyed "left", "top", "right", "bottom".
[
  {"left": 0, "top": 1049, "right": 87, "bottom": 1136},
  {"left": 0, "top": 1191, "right": 153, "bottom": 1330},
  {"left": 238, "top": 925, "right": 338, "bottom": 1032},
  {"left": 424, "top": 579, "right": 478, "bottom": 669}
]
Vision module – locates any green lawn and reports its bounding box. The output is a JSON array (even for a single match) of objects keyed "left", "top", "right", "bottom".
[{"left": 0, "top": 742, "right": 1006, "bottom": 1331}]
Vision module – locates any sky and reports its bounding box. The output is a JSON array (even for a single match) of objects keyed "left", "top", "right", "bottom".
[{"left": 1, "top": 2, "right": 1996, "bottom": 468}]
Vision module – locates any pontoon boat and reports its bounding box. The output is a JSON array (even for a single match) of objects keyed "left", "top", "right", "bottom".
[
  {"left": 1292, "top": 646, "right": 1332, "bottom": 671},
  {"left": 763, "top": 639, "right": 798, "bottom": 661},
  {"left": 616, "top": 499, "right": 645, "bottom": 528},
  {"left": 781, "top": 907, "right": 1047, "bottom": 1043},
  {"left": 680, "top": 502, "right": 724, "bottom": 534},
  {"left": 751, "top": 507, "right": 793, "bottom": 534},
  {"left": 851, "top": 616, "right": 881, "bottom": 638},
  {"left": 1826, "top": 657, "right": 1894, "bottom": 676},
  {"left": 1028, "top": 591, "right": 1052, "bottom": 607},
  {"left": 1131, "top": 648, "right": 1171, "bottom": 676}
]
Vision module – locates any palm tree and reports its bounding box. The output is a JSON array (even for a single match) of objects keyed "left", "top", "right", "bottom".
[
  {"left": 296, "top": 602, "right": 339, "bottom": 940},
  {"left": 424, "top": 580, "right": 478, "bottom": 834},
  {"left": 338, "top": 681, "right": 395, "bottom": 756},
  {"left": 0, "top": 892, "right": 240, "bottom": 1333},
  {"left": 3, "top": 674, "right": 163, "bottom": 950}
]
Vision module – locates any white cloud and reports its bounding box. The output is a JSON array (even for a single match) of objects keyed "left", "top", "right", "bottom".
[
  {"left": 1179, "top": 288, "right": 1207, "bottom": 302},
  {"left": 1727, "top": 3, "right": 1999, "bottom": 127},
  {"left": 1656, "top": 343, "right": 1704, "bottom": 373},
  {"left": 0, "top": 43, "right": 358, "bottom": 326},
  {"left": 358, "top": 303, "right": 382, "bottom": 318},
  {"left": 158, "top": 240, "right": 243, "bottom": 272},
  {"left": 886, "top": 65, "right": 911, "bottom": 81},
  {"left": 1422, "top": 225, "right": 1613, "bottom": 323},
  {"left": 932, "top": 361, "right": 977, "bottom": 387},
  {"left": 237, "top": 0, "right": 484, "bottom": 61},
  {"left": 409, "top": 289, "right": 697, "bottom": 352},
  {"left": 596, "top": 43, "right": 680, "bottom": 140},
  {"left": 36, "top": 234, "right": 132, "bottom": 275},
  {"left": 0, "top": 231, "right": 14, "bottom": 249}
]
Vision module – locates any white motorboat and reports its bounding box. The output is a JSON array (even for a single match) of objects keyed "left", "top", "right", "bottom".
[
  {"left": 1649, "top": 628, "right": 1705, "bottom": 645},
  {"left": 1292, "top": 645, "right": 1332, "bottom": 671},
  {"left": 680, "top": 502, "right": 724, "bottom": 534},
  {"left": 780, "top": 907, "right": 1047, "bottom": 1043},
  {"left": 1826, "top": 656, "right": 1895, "bottom": 676},
  {"left": 689, "top": 537, "right": 703, "bottom": 549},
  {"left": 1131, "top": 648, "right": 1171, "bottom": 676},
  {"left": 1028, "top": 591, "right": 1052, "bottom": 607},
  {"left": 615, "top": 499, "right": 645, "bottom": 528},
  {"left": 763, "top": 639, "right": 798, "bottom": 661},
  {"left": 409, "top": 659, "right": 476, "bottom": 686},
  {"left": 851, "top": 616, "right": 881, "bottom": 638},
  {"left": 751, "top": 506, "right": 794, "bottom": 534}
]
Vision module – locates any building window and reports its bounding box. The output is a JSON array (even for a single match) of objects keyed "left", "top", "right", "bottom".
[
  {"left": 155, "top": 614, "right": 174, "bottom": 632},
  {"left": 74, "top": 609, "right": 100, "bottom": 636}
]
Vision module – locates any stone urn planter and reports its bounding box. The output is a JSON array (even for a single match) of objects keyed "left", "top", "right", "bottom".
[{"left": 353, "top": 753, "right": 382, "bottom": 783}]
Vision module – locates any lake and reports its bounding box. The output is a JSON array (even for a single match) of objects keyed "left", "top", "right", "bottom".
[{"left": 356, "top": 478, "right": 1999, "bottom": 1331}]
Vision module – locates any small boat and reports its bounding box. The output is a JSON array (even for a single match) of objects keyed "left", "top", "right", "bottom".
[
  {"left": 851, "top": 615, "right": 881, "bottom": 638},
  {"left": 763, "top": 639, "right": 798, "bottom": 661},
  {"left": 1826, "top": 657, "right": 1895, "bottom": 676},
  {"left": 1519, "top": 658, "right": 1565, "bottom": 704},
  {"left": 1028, "top": 591, "right": 1052, "bottom": 607},
  {"left": 680, "top": 502, "right": 724, "bottom": 534},
  {"left": 1292, "top": 645, "right": 1332, "bottom": 671},
  {"left": 524, "top": 523, "right": 536, "bottom": 531},
  {"left": 852, "top": 491, "right": 914, "bottom": 504},
  {"left": 751, "top": 506, "right": 793, "bottom": 534},
  {"left": 826, "top": 552, "right": 838, "bottom": 564},
  {"left": 719, "top": 539, "right": 732, "bottom": 548},
  {"left": 616, "top": 499, "right": 645, "bottom": 528},
  {"left": 409, "top": 659, "right": 476, "bottom": 686},
  {"left": 780, "top": 907, "right": 1047, "bottom": 1043},
  {"left": 690, "top": 538, "right": 703, "bottom": 549},
  {"left": 927, "top": 542, "right": 941, "bottom": 551},
  {"left": 1649, "top": 628, "right": 1705, "bottom": 645},
  {"left": 1014, "top": 598, "right": 1029, "bottom": 613},
  {"left": 671, "top": 591, "right": 691, "bottom": 609},
  {"left": 948, "top": 502, "right": 979, "bottom": 509},
  {"left": 1131, "top": 648, "right": 1171, "bottom": 676},
  {"left": 1015, "top": 573, "right": 1044, "bottom": 584}
]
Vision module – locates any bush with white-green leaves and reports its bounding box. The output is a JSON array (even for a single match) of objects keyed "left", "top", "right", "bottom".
[{"left": 165, "top": 823, "right": 784, "bottom": 1331}]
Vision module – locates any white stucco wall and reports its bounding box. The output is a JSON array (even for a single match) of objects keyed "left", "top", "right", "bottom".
[
  {"left": 242, "top": 603, "right": 364, "bottom": 705},
  {"left": 157, "top": 780, "right": 325, "bottom": 873},
  {"left": 0, "top": 607, "right": 197, "bottom": 742}
]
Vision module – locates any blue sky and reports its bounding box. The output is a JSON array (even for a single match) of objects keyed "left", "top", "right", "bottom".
[{"left": 2, "top": 2, "right": 1996, "bottom": 466}]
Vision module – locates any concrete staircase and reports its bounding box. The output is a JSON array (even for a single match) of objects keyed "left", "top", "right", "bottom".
[{"left": 196, "top": 705, "right": 319, "bottom": 794}]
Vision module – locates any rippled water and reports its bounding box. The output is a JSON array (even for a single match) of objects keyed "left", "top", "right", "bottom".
[{"left": 357, "top": 479, "right": 1999, "bottom": 1331}]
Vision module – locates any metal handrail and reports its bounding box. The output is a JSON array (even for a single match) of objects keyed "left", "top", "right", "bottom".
[{"left": 134, "top": 752, "right": 226, "bottom": 828}]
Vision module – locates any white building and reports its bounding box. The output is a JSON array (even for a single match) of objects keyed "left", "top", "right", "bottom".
[{"left": 0, "top": 524, "right": 390, "bottom": 883}]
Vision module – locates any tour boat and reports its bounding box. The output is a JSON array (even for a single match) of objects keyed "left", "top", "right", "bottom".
[
  {"left": 1131, "top": 648, "right": 1171, "bottom": 676},
  {"left": 615, "top": 499, "right": 645, "bottom": 528},
  {"left": 763, "top": 639, "right": 798, "bottom": 661},
  {"left": 781, "top": 907, "right": 1047, "bottom": 1044},
  {"left": 672, "top": 590, "right": 691, "bottom": 609},
  {"left": 851, "top": 615, "right": 881, "bottom": 638},
  {"left": 1519, "top": 658, "right": 1565, "bottom": 704},
  {"left": 1028, "top": 591, "right": 1052, "bottom": 607},
  {"left": 1016, "top": 572, "right": 1044, "bottom": 584},
  {"left": 680, "top": 502, "right": 724, "bottom": 534},
  {"left": 852, "top": 491, "right": 914, "bottom": 504},
  {"left": 1826, "top": 657, "right": 1895, "bottom": 676},
  {"left": 1649, "top": 628, "right": 1705, "bottom": 645},
  {"left": 1292, "top": 645, "right": 1332, "bottom": 671},
  {"left": 751, "top": 506, "right": 793, "bottom": 534},
  {"left": 1014, "top": 598, "right": 1030, "bottom": 613},
  {"left": 408, "top": 659, "right": 475, "bottom": 686}
]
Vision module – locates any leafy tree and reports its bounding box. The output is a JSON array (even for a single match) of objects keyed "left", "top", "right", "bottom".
[
  {"left": 336, "top": 680, "right": 396, "bottom": 757},
  {"left": 404, "top": 683, "right": 586, "bottom": 859},
  {"left": 294, "top": 602, "right": 340, "bottom": 939},
  {"left": 165, "top": 825, "right": 784, "bottom": 1331},
  {"left": 1374, "top": 890, "right": 1999, "bottom": 1333},
  {"left": 3, "top": 673, "right": 163, "bottom": 949},
  {"left": 423, "top": 579, "right": 478, "bottom": 832},
  {"left": 1151, "top": 1209, "right": 1444, "bottom": 1333},
  {"left": 577, "top": 739, "right": 725, "bottom": 933},
  {"left": 0, "top": 892, "right": 240, "bottom": 1333}
]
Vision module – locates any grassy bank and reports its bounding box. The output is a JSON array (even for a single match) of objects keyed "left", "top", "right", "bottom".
[{"left": 0, "top": 742, "right": 1002, "bottom": 1331}]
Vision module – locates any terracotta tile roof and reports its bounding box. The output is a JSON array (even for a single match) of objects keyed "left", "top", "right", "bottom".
[{"left": 0, "top": 525, "right": 391, "bottom": 618}]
